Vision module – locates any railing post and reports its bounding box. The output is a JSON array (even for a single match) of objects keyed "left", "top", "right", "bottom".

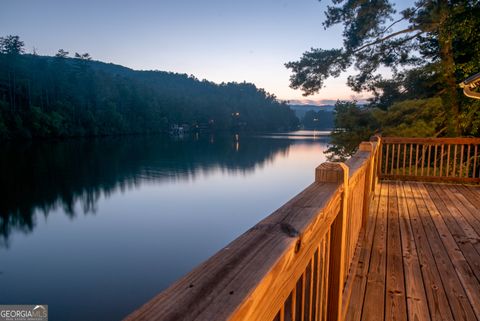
[
  {"left": 370, "top": 135, "right": 382, "bottom": 190},
  {"left": 316, "top": 162, "right": 349, "bottom": 321},
  {"left": 359, "top": 142, "right": 374, "bottom": 229}
]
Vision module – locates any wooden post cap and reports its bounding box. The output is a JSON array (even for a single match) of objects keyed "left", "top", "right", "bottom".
[
  {"left": 315, "top": 162, "right": 349, "bottom": 184},
  {"left": 359, "top": 141, "right": 374, "bottom": 152}
]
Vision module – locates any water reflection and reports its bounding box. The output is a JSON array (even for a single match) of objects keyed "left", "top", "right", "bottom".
[{"left": 0, "top": 133, "right": 327, "bottom": 247}]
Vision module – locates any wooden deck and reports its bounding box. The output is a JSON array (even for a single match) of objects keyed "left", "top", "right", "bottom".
[{"left": 345, "top": 181, "right": 480, "bottom": 321}]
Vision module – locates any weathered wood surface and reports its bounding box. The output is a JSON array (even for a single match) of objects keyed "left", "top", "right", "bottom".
[
  {"left": 345, "top": 181, "right": 480, "bottom": 321},
  {"left": 124, "top": 181, "right": 343, "bottom": 321},
  {"left": 124, "top": 141, "right": 380, "bottom": 321}
]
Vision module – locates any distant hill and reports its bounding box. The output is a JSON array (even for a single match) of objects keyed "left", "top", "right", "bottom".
[
  {"left": 289, "top": 104, "right": 335, "bottom": 119},
  {"left": 0, "top": 44, "right": 299, "bottom": 139},
  {"left": 289, "top": 104, "right": 335, "bottom": 130}
]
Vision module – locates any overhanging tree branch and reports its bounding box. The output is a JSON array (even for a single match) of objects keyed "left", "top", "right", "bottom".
[
  {"left": 353, "top": 27, "right": 421, "bottom": 53},
  {"left": 380, "top": 16, "right": 410, "bottom": 35},
  {"left": 380, "top": 3, "right": 425, "bottom": 35}
]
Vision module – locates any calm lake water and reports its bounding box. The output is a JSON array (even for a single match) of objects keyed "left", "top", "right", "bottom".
[{"left": 0, "top": 131, "right": 329, "bottom": 321}]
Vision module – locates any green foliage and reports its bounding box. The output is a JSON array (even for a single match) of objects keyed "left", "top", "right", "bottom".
[
  {"left": 287, "top": 0, "right": 480, "bottom": 94},
  {"left": 0, "top": 35, "right": 25, "bottom": 55},
  {"left": 286, "top": 1, "right": 480, "bottom": 160},
  {"left": 327, "top": 98, "right": 462, "bottom": 159},
  {"left": 55, "top": 49, "right": 69, "bottom": 58},
  {"left": 286, "top": 0, "right": 480, "bottom": 138},
  {"left": 458, "top": 98, "right": 480, "bottom": 135},
  {"left": 0, "top": 36, "right": 298, "bottom": 140},
  {"left": 326, "top": 101, "right": 377, "bottom": 161},
  {"left": 373, "top": 98, "right": 445, "bottom": 137}
]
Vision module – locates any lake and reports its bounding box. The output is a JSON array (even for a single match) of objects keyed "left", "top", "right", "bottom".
[{"left": 0, "top": 131, "right": 329, "bottom": 321}]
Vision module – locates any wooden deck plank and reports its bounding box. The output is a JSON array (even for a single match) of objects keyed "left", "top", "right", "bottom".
[
  {"left": 345, "top": 187, "right": 381, "bottom": 321},
  {"left": 437, "top": 185, "right": 480, "bottom": 258},
  {"left": 401, "top": 182, "right": 454, "bottom": 321},
  {"left": 395, "top": 182, "right": 431, "bottom": 321},
  {"left": 385, "top": 182, "right": 407, "bottom": 321},
  {"left": 427, "top": 184, "right": 480, "bottom": 269},
  {"left": 360, "top": 183, "right": 388, "bottom": 321},
  {"left": 456, "top": 185, "right": 480, "bottom": 212},
  {"left": 341, "top": 229, "right": 364, "bottom": 321},
  {"left": 422, "top": 184, "right": 480, "bottom": 318},
  {"left": 408, "top": 183, "right": 478, "bottom": 321},
  {"left": 450, "top": 185, "right": 480, "bottom": 235},
  {"left": 342, "top": 181, "right": 480, "bottom": 321},
  {"left": 434, "top": 184, "right": 480, "bottom": 244},
  {"left": 462, "top": 185, "right": 480, "bottom": 199}
]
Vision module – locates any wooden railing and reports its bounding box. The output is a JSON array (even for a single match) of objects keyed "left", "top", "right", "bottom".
[
  {"left": 379, "top": 137, "right": 480, "bottom": 183},
  {"left": 124, "top": 138, "right": 381, "bottom": 321},
  {"left": 124, "top": 136, "right": 480, "bottom": 321}
]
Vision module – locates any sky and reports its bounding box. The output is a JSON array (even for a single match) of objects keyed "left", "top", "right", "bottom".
[{"left": 1, "top": 0, "right": 372, "bottom": 104}]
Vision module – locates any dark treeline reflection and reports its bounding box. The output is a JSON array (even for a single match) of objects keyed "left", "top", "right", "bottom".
[{"left": 0, "top": 134, "right": 310, "bottom": 246}]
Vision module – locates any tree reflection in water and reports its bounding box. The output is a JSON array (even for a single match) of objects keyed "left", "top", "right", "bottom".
[{"left": 0, "top": 133, "right": 326, "bottom": 247}]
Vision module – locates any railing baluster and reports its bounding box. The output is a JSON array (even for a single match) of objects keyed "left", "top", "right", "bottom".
[
  {"left": 453, "top": 144, "right": 458, "bottom": 177},
  {"left": 377, "top": 141, "right": 383, "bottom": 181},
  {"left": 292, "top": 284, "right": 297, "bottom": 321},
  {"left": 433, "top": 144, "right": 438, "bottom": 177},
  {"left": 459, "top": 145, "right": 464, "bottom": 178},
  {"left": 421, "top": 144, "right": 426, "bottom": 176},
  {"left": 313, "top": 248, "right": 320, "bottom": 321},
  {"left": 301, "top": 273, "right": 306, "bottom": 321},
  {"left": 472, "top": 145, "right": 478, "bottom": 178},
  {"left": 322, "top": 231, "right": 331, "bottom": 321},
  {"left": 402, "top": 144, "right": 407, "bottom": 176},
  {"left": 391, "top": 144, "right": 395, "bottom": 175},
  {"left": 317, "top": 241, "right": 324, "bottom": 321},
  {"left": 446, "top": 144, "right": 451, "bottom": 177},
  {"left": 415, "top": 144, "right": 419, "bottom": 176},
  {"left": 385, "top": 144, "right": 390, "bottom": 177},
  {"left": 409, "top": 143, "right": 413, "bottom": 176},
  {"left": 285, "top": 292, "right": 293, "bottom": 321},
  {"left": 466, "top": 145, "right": 471, "bottom": 179},
  {"left": 427, "top": 144, "right": 432, "bottom": 176},
  {"left": 296, "top": 277, "right": 303, "bottom": 321},
  {"left": 305, "top": 261, "right": 312, "bottom": 321},
  {"left": 396, "top": 144, "right": 401, "bottom": 176},
  {"left": 440, "top": 144, "right": 444, "bottom": 177}
]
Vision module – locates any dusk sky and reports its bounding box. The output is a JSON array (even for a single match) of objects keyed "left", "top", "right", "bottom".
[{"left": 2, "top": 0, "right": 378, "bottom": 103}]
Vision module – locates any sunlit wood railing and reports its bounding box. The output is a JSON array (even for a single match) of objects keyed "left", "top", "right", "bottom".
[
  {"left": 379, "top": 137, "right": 480, "bottom": 183},
  {"left": 124, "top": 138, "right": 381, "bottom": 321}
]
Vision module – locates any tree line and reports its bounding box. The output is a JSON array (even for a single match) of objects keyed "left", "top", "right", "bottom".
[
  {"left": 301, "top": 109, "right": 334, "bottom": 130},
  {"left": 0, "top": 35, "right": 298, "bottom": 140}
]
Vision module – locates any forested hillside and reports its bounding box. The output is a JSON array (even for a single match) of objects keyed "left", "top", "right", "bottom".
[{"left": 0, "top": 36, "right": 298, "bottom": 139}]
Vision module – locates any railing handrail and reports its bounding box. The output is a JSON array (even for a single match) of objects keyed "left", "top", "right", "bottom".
[
  {"left": 382, "top": 137, "right": 480, "bottom": 144},
  {"left": 124, "top": 138, "right": 381, "bottom": 321}
]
